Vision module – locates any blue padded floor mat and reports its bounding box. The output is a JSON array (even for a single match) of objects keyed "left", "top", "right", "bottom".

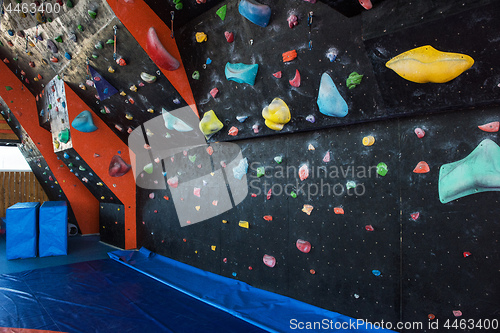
[{"left": 0, "top": 259, "right": 266, "bottom": 333}]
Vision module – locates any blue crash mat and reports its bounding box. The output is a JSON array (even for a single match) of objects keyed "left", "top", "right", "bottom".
[
  {"left": 39, "top": 201, "right": 68, "bottom": 257},
  {"left": 109, "top": 248, "right": 391, "bottom": 333},
  {"left": 6, "top": 202, "right": 39, "bottom": 260},
  {"left": 0, "top": 259, "right": 266, "bottom": 333}
]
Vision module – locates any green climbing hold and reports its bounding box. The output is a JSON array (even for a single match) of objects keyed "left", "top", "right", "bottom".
[
  {"left": 66, "top": 0, "right": 73, "bottom": 8},
  {"left": 77, "top": 25, "right": 84, "bottom": 32},
  {"left": 48, "top": 104, "right": 52, "bottom": 109},
  {"left": 274, "top": 156, "right": 282, "bottom": 164},
  {"left": 58, "top": 128, "right": 70, "bottom": 144},
  {"left": 256, "top": 166, "right": 265, "bottom": 177},
  {"left": 377, "top": 162, "right": 388, "bottom": 176},
  {"left": 290, "top": 191, "right": 297, "bottom": 198},
  {"left": 106, "top": 39, "right": 114, "bottom": 45},
  {"left": 216, "top": 5, "right": 227, "bottom": 20},
  {"left": 13, "top": 57, "right": 18, "bottom": 61},
  {"left": 68, "top": 163, "right": 73, "bottom": 167},
  {"left": 144, "top": 163, "right": 154, "bottom": 174},
  {"left": 100, "top": 108, "right": 106, "bottom": 114},
  {"left": 47, "top": 18, "right": 52, "bottom": 23},
  {"left": 88, "top": 10, "right": 97, "bottom": 19},
  {"left": 346, "top": 72, "right": 363, "bottom": 89},
  {"left": 5, "top": 86, "right": 13, "bottom": 91},
  {"left": 175, "top": 3, "right": 183, "bottom": 10},
  {"left": 346, "top": 181, "right": 356, "bottom": 189},
  {"left": 173, "top": 0, "right": 181, "bottom": 3},
  {"left": 54, "top": 36, "right": 63, "bottom": 43},
  {"left": 192, "top": 71, "right": 200, "bottom": 80},
  {"left": 92, "top": 54, "right": 98, "bottom": 59},
  {"left": 79, "top": 166, "right": 86, "bottom": 171},
  {"left": 188, "top": 155, "right": 196, "bottom": 163}
]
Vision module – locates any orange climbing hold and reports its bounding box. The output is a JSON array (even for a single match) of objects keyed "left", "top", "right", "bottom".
[
  {"left": 302, "top": 204, "right": 314, "bottom": 215},
  {"left": 282, "top": 50, "right": 297, "bottom": 62},
  {"left": 334, "top": 207, "right": 344, "bottom": 214},
  {"left": 228, "top": 126, "right": 239, "bottom": 136},
  {"left": 478, "top": 121, "right": 499, "bottom": 132},
  {"left": 413, "top": 161, "right": 430, "bottom": 173},
  {"left": 206, "top": 146, "right": 214, "bottom": 155},
  {"left": 263, "top": 215, "right": 273, "bottom": 221}
]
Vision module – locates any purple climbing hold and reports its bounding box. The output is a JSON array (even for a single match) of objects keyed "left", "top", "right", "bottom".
[{"left": 47, "top": 40, "right": 58, "bottom": 53}]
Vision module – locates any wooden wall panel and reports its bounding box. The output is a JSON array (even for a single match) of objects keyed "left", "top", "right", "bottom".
[{"left": 0, "top": 171, "right": 48, "bottom": 218}]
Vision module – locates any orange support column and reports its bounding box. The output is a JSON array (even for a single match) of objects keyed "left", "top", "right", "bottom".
[{"left": 0, "top": 61, "right": 99, "bottom": 234}]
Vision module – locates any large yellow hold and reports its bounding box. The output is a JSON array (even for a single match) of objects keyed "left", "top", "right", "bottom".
[
  {"left": 262, "top": 98, "right": 291, "bottom": 131},
  {"left": 385, "top": 45, "right": 474, "bottom": 83}
]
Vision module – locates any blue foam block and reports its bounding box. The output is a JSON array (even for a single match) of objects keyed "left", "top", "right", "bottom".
[
  {"left": 6, "top": 202, "right": 40, "bottom": 260},
  {"left": 39, "top": 201, "right": 68, "bottom": 257}
]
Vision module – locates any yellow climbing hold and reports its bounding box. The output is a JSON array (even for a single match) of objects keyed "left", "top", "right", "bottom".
[
  {"left": 211, "top": 245, "right": 216, "bottom": 251},
  {"left": 239, "top": 221, "right": 249, "bottom": 228},
  {"left": 308, "top": 144, "right": 315, "bottom": 151},
  {"left": 362, "top": 136, "right": 375, "bottom": 146},
  {"left": 222, "top": 219, "right": 228, "bottom": 223},
  {"left": 53, "top": 140, "right": 60, "bottom": 149},
  {"left": 199, "top": 110, "right": 224, "bottom": 138},
  {"left": 130, "top": 85, "right": 138, "bottom": 92},
  {"left": 108, "top": 66, "right": 115, "bottom": 73},
  {"left": 196, "top": 32, "right": 208, "bottom": 43},
  {"left": 262, "top": 98, "right": 291, "bottom": 131},
  {"left": 195, "top": 206, "right": 201, "bottom": 211},
  {"left": 120, "top": 90, "right": 127, "bottom": 96},
  {"left": 385, "top": 45, "right": 474, "bottom": 83},
  {"left": 147, "top": 108, "right": 154, "bottom": 113}
]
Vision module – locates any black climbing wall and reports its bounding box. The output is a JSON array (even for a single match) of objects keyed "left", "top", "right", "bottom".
[{"left": 99, "top": 201, "right": 125, "bottom": 248}]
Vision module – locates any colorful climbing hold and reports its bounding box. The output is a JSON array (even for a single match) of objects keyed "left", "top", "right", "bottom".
[
  {"left": 413, "top": 161, "right": 430, "bottom": 173},
  {"left": 410, "top": 212, "right": 420, "bottom": 221},
  {"left": 302, "top": 204, "right": 314, "bottom": 215},
  {"left": 193, "top": 187, "right": 201, "bottom": 197},
  {"left": 109, "top": 155, "right": 131, "bottom": 177},
  {"left": 140, "top": 72, "right": 157, "bottom": 83},
  {"left": 256, "top": 166, "right": 265, "bottom": 177},
  {"left": 305, "top": 115, "right": 315, "bottom": 123},
  {"left": 308, "top": 144, "right": 315, "bottom": 151},
  {"left": 282, "top": 50, "right": 297, "bottom": 63},
  {"left": 290, "top": 191, "right": 297, "bottom": 198},
  {"left": 323, "top": 151, "right": 331, "bottom": 163},
  {"left": 263, "top": 215, "right": 272, "bottom": 221},
  {"left": 216, "top": 5, "right": 227, "bottom": 20},
  {"left": 263, "top": 254, "right": 276, "bottom": 267},
  {"left": 386, "top": 45, "right": 474, "bottom": 83},
  {"left": 463, "top": 252, "right": 471, "bottom": 257},
  {"left": 365, "top": 225, "right": 374, "bottom": 231},
  {"left": 346, "top": 72, "right": 363, "bottom": 89},
  {"left": 262, "top": 98, "right": 291, "bottom": 131},
  {"left": 58, "top": 129, "right": 70, "bottom": 144},
  {"left": 47, "top": 40, "right": 58, "bottom": 53},
  {"left": 167, "top": 176, "right": 179, "bottom": 188},
  {"left": 317, "top": 72, "right": 348, "bottom": 117},
  {"left": 296, "top": 239, "right": 311, "bottom": 253},
  {"left": 210, "top": 87, "right": 219, "bottom": 98},
  {"left": 199, "top": 110, "right": 224, "bottom": 138},
  {"left": 377, "top": 162, "right": 388, "bottom": 176},
  {"left": 239, "top": 0, "right": 271, "bottom": 27},
  {"left": 266, "top": 189, "right": 272, "bottom": 200},
  {"left": 192, "top": 71, "right": 200, "bottom": 80},
  {"left": 478, "top": 121, "right": 499, "bottom": 132},
  {"left": 274, "top": 156, "right": 283, "bottom": 164},
  {"left": 299, "top": 164, "right": 309, "bottom": 181},
  {"left": 414, "top": 127, "right": 426, "bottom": 138},
  {"left": 162, "top": 108, "right": 193, "bottom": 132},
  {"left": 225, "top": 63, "right": 259, "bottom": 85},
  {"left": 289, "top": 69, "right": 301, "bottom": 87},
  {"left": 334, "top": 207, "right": 344, "bottom": 214},
  {"left": 224, "top": 31, "right": 234, "bottom": 43},
  {"left": 287, "top": 14, "right": 298, "bottom": 28},
  {"left": 195, "top": 32, "right": 208, "bottom": 43},
  {"left": 273, "top": 71, "right": 282, "bottom": 78},
  {"left": 72, "top": 111, "right": 98, "bottom": 132},
  {"left": 146, "top": 27, "right": 180, "bottom": 71},
  {"left": 372, "top": 270, "right": 381, "bottom": 276},
  {"left": 233, "top": 158, "right": 249, "bottom": 180},
  {"left": 362, "top": 136, "right": 375, "bottom": 146},
  {"left": 239, "top": 221, "right": 249, "bottom": 228}
]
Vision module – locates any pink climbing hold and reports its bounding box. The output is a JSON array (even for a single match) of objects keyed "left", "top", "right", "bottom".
[
  {"left": 453, "top": 310, "right": 462, "bottom": 317},
  {"left": 296, "top": 239, "right": 311, "bottom": 253},
  {"left": 108, "top": 155, "right": 131, "bottom": 177},
  {"left": 358, "top": 0, "right": 373, "bottom": 10},
  {"left": 289, "top": 69, "right": 301, "bottom": 87},
  {"left": 167, "top": 176, "right": 179, "bottom": 188},
  {"left": 413, "top": 161, "right": 430, "bottom": 173},
  {"left": 414, "top": 127, "right": 425, "bottom": 138},
  {"left": 49, "top": 176, "right": 53, "bottom": 181},
  {"left": 266, "top": 189, "right": 272, "bottom": 200},
  {"left": 210, "top": 87, "right": 219, "bottom": 98},
  {"left": 263, "top": 254, "right": 276, "bottom": 268},
  {"left": 410, "top": 212, "right": 420, "bottom": 221},
  {"left": 193, "top": 187, "right": 201, "bottom": 197},
  {"left": 224, "top": 31, "right": 234, "bottom": 43},
  {"left": 323, "top": 151, "right": 331, "bottom": 163},
  {"left": 252, "top": 124, "right": 260, "bottom": 133},
  {"left": 149, "top": 193, "right": 155, "bottom": 199},
  {"left": 228, "top": 126, "right": 239, "bottom": 136},
  {"left": 299, "top": 164, "right": 309, "bottom": 181},
  {"left": 287, "top": 14, "right": 298, "bottom": 29},
  {"left": 273, "top": 71, "right": 282, "bottom": 78},
  {"left": 478, "top": 121, "right": 499, "bottom": 132}
]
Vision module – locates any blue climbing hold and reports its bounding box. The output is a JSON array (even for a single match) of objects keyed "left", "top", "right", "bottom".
[
  {"left": 317, "top": 72, "right": 348, "bottom": 117},
  {"left": 225, "top": 63, "right": 259, "bottom": 86},
  {"left": 238, "top": 0, "right": 271, "bottom": 27},
  {"left": 72, "top": 110, "right": 98, "bottom": 132},
  {"left": 206, "top": 58, "right": 212, "bottom": 65},
  {"left": 63, "top": 152, "right": 70, "bottom": 159},
  {"left": 64, "top": 52, "right": 72, "bottom": 60},
  {"left": 372, "top": 270, "right": 381, "bottom": 276}
]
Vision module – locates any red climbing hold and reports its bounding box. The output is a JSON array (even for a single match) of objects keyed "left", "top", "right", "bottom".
[
  {"left": 358, "top": 0, "right": 373, "bottom": 10},
  {"left": 223, "top": 257, "right": 227, "bottom": 263},
  {"left": 108, "top": 155, "right": 131, "bottom": 177},
  {"left": 224, "top": 31, "right": 234, "bottom": 43},
  {"left": 167, "top": 176, "right": 179, "bottom": 188},
  {"left": 413, "top": 161, "right": 430, "bottom": 173},
  {"left": 266, "top": 189, "right": 272, "bottom": 200},
  {"left": 309, "top": 269, "right": 316, "bottom": 275},
  {"left": 365, "top": 225, "right": 374, "bottom": 231},
  {"left": 206, "top": 146, "right": 214, "bottom": 155},
  {"left": 248, "top": 266, "right": 253, "bottom": 270},
  {"left": 273, "top": 71, "right": 282, "bottom": 78},
  {"left": 116, "top": 57, "right": 127, "bottom": 66},
  {"left": 3, "top": 58, "right": 9, "bottom": 63},
  {"left": 289, "top": 69, "right": 301, "bottom": 87},
  {"left": 263, "top": 215, "right": 272, "bottom": 221},
  {"left": 334, "top": 207, "right": 344, "bottom": 214},
  {"left": 296, "top": 239, "right": 311, "bottom": 253},
  {"left": 210, "top": 87, "right": 219, "bottom": 98},
  {"left": 263, "top": 254, "right": 276, "bottom": 268},
  {"left": 193, "top": 187, "right": 201, "bottom": 197},
  {"left": 478, "top": 121, "right": 499, "bottom": 132},
  {"left": 410, "top": 212, "right": 420, "bottom": 221},
  {"left": 414, "top": 127, "right": 425, "bottom": 138},
  {"left": 146, "top": 27, "right": 180, "bottom": 71},
  {"left": 228, "top": 126, "right": 238, "bottom": 136},
  {"left": 463, "top": 251, "right": 471, "bottom": 257},
  {"left": 251, "top": 193, "right": 257, "bottom": 198},
  {"left": 428, "top": 314, "right": 435, "bottom": 320}
]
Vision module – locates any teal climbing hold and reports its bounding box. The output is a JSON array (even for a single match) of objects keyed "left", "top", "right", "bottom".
[
  {"left": 72, "top": 110, "right": 98, "bottom": 133},
  {"left": 58, "top": 129, "right": 70, "bottom": 144},
  {"left": 233, "top": 158, "right": 249, "bottom": 180},
  {"left": 162, "top": 108, "right": 193, "bottom": 132},
  {"left": 225, "top": 63, "right": 259, "bottom": 85},
  {"left": 439, "top": 139, "right": 500, "bottom": 203},
  {"left": 317, "top": 72, "right": 348, "bottom": 117}
]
